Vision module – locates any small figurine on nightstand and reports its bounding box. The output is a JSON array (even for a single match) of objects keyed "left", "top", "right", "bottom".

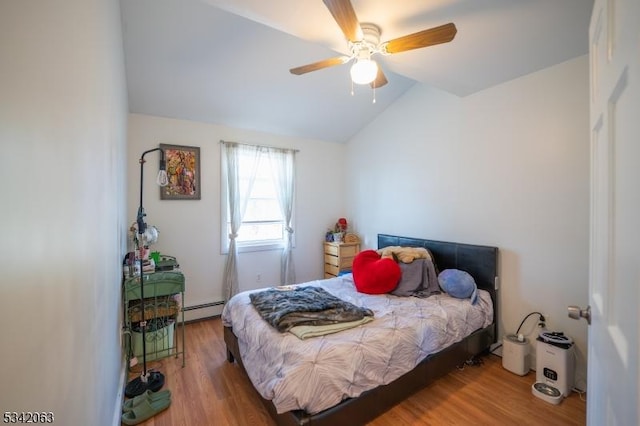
[{"left": 326, "top": 217, "right": 351, "bottom": 243}]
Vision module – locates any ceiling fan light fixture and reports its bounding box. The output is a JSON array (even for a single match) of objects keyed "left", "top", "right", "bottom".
[
  {"left": 288, "top": 1, "right": 457, "bottom": 92},
  {"left": 350, "top": 58, "right": 378, "bottom": 85}
]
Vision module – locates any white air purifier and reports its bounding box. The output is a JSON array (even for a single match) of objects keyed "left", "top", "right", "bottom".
[
  {"left": 502, "top": 334, "right": 530, "bottom": 376},
  {"left": 532, "top": 332, "right": 575, "bottom": 404}
]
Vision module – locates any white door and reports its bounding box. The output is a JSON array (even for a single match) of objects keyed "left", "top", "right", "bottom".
[{"left": 587, "top": 0, "right": 639, "bottom": 424}]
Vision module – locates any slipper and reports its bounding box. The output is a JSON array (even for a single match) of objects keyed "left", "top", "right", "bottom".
[
  {"left": 123, "top": 390, "right": 171, "bottom": 412},
  {"left": 121, "top": 397, "right": 171, "bottom": 425}
]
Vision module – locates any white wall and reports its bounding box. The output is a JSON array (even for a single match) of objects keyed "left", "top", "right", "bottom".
[
  {"left": 0, "top": 1, "right": 128, "bottom": 425},
  {"left": 127, "top": 114, "right": 346, "bottom": 319},
  {"left": 345, "top": 56, "right": 590, "bottom": 388}
]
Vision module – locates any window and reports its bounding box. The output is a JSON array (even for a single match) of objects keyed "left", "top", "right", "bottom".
[
  {"left": 233, "top": 154, "right": 284, "bottom": 245},
  {"left": 221, "top": 143, "right": 296, "bottom": 253}
]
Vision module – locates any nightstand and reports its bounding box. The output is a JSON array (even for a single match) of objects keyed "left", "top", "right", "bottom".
[{"left": 324, "top": 241, "right": 360, "bottom": 278}]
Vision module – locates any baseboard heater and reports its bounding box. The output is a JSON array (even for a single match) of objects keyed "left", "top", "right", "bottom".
[{"left": 182, "top": 300, "right": 225, "bottom": 312}]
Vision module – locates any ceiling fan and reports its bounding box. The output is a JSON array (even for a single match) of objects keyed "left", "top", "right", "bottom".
[{"left": 289, "top": 0, "right": 457, "bottom": 88}]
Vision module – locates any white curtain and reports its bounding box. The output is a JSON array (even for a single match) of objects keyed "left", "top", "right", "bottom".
[
  {"left": 267, "top": 147, "right": 296, "bottom": 285},
  {"left": 222, "top": 142, "right": 259, "bottom": 300}
]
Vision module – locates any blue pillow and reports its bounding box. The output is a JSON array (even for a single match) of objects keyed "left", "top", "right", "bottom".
[{"left": 438, "top": 269, "right": 478, "bottom": 304}]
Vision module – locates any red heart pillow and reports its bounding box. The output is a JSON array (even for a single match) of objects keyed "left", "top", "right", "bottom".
[{"left": 352, "top": 250, "right": 401, "bottom": 294}]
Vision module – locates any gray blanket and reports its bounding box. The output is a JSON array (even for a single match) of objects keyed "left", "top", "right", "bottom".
[
  {"left": 249, "top": 286, "right": 374, "bottom": 332},
  {"left": 391, "top": 257, "right": 441, "bottom": 298}
]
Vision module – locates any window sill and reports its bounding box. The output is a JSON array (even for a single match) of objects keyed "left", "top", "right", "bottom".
[
  {"left": 238, "top": 242, "right": 284, "bottom": 253},
  {"left": 221, "top": 241, "right": 289, "bottom": 254}
]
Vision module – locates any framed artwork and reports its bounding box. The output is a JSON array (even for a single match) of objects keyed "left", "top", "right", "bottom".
[{"left": 160, "top": 144, "right": 201, "bottom": 200}]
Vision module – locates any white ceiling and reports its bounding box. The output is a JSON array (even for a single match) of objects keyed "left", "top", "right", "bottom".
[{"left": 120, "top": 0, "right": 593, "bottom": 143}]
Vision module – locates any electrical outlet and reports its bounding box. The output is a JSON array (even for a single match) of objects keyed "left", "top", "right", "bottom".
[
  {"left": 538, "top": 313, "right": 548, "bottom": 329},
  {"left": 256, "top": 273, "right": 261, "bottom": 282}
]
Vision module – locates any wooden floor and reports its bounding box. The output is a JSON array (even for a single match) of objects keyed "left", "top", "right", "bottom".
[{"left": 124, "top": 318, "right": 586, "bottom": 425}]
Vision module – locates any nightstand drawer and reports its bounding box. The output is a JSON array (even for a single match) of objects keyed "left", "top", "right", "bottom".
[
  {"left": 325, "top": 263, "right": 340, "bottom": 276},
  {"left": 324, "top": 243, "right": 359, "bottom": 257},
  {"left": 324, "top": 254, "right": 355, "bottom": 268},
  {"left": 324, "top": 253, "right": 338, "bottom": 266},
  {"left": 324, "top": 244, "right": 340, "bottom": 257}
]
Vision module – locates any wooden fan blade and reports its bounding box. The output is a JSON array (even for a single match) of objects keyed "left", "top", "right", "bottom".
[
  {"left": 323, "top": 0, "right": 363, "bottom": 42},
  {"left": 289, "top": 56, "right": 350, "bottom": 75},
  {"left": 383, "top": 23, "right": 457, "bottom": 54},
  {"left": 370, "top": 67, "right": 388, "bottom": 89}
]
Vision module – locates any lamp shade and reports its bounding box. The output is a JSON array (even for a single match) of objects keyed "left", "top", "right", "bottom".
[{"left": 350, "top": 58, "right": 378, "bottom": 85}]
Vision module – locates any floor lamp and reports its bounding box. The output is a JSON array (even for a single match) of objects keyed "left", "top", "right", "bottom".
[{"left": 125, "top": 147, "right": 169, "bottom": 398}]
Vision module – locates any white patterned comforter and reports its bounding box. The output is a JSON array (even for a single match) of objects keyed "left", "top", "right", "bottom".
[{"left": 221, "top": 274, "right": 493, "bottom": 415}]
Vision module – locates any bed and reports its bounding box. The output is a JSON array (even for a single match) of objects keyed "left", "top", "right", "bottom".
[{"left": 222, "top": 234, "right": 499, "bottom": 425}]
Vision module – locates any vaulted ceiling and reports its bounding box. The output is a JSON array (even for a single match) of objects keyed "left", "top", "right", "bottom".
[{"left": 120, "top": 0, "right": 593, "bottom": 143}]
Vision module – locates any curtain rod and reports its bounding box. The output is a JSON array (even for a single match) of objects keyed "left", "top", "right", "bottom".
[{"left": 219, "top": 140, "right": 299, "bottom": 153}]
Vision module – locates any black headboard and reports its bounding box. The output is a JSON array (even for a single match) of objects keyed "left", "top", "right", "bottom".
[{"left": 378, "top": 234, "right": 499, "bottom": 333}]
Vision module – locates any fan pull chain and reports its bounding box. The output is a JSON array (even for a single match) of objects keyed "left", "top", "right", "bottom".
[
  {"left": 350, "top": 79, "right": 354, "bottom": 96},
  {"left": 373, "top": 85, "right": 376, "bottom": 104}
]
